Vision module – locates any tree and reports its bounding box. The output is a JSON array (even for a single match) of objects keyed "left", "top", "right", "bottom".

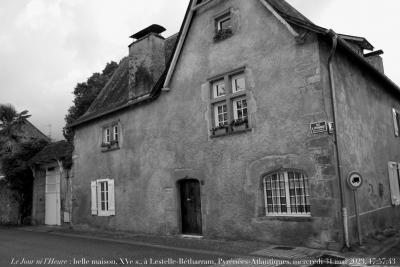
[
  {"left": 63, "top": 61, "right": 119, "bottom": 142},
  {"left": 1, "top": 138, "right": 49, "bottom": 224},
  {"left": 0, "top": 104, "right": 31, "bottom": 148},
  {"left": 0, "top": 104, "right": 49, "bottom": 224}
]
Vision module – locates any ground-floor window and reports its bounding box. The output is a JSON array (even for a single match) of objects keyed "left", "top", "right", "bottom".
[
  {"left": 91, "top": 179, "right": 115, "bottom": 216},
  {"left": 263, "top": 170, "right": 310, "bottom": 216}
]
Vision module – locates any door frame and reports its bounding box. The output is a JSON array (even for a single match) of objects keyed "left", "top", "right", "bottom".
[
  {"left": 177, "top": 178, "right": 203, "bottom": 236},
  {"left": 45, "top": 165, "right": 61, "bottom": 226}
]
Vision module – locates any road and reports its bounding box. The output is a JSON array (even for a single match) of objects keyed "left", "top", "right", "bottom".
[
  {"left": 0, "top": 227, "right": 232, "bottom": 267},
  {"left": 380, "top": 240, "right": 400, "bottom": 265}
]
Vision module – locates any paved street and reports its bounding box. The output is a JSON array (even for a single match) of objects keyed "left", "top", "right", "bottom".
[
  {"left": 0, "top": 227, "right": 233, "bottom": 267},
  {"left": 380, "top": 240, "right": 400, "bottom": 265},
  {"left": 1, "top": 226, "right": 400, "bottom": 267}
]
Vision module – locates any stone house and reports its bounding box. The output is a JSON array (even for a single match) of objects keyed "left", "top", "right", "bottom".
[
  {"left": 29, "top": 140, "right": 72, "bottom": 226},
  {"left": 0, "top": 119, "right": 49, "bottom": 224},
  {"left": 69, "top": 0, "right": 400, "bottom": 249}
]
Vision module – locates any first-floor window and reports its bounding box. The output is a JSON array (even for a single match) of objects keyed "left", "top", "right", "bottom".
[
  {"left": 210, "top": 71, "right": 250, "bottom": 136},
  {"left": 91, "top": 179, "right": 115, "bottom": 216},
  {"left": 214, "top": 103, "right": 228, "bottom": 126},
  {"left": 233, "top": 98, "right": 248, "bottom": 121},
  {"left": 263, "top": 170, "right": 310, "bottom": 216}
]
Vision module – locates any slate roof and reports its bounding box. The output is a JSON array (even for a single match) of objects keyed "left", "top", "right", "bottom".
[
  {"left": 29, "top": 140, "right": 72, "bottom": 165},
  {"left": 266, "top": 0, "right": 312, "bottom": 24},
  {"left": 70, "top": 33, "right": 179, "bottom": 127}
]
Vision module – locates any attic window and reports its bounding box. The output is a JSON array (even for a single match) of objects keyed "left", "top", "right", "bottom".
[
  {"left": 214, "top": 11, "right": 233, "bottom": 42},
  {"left": 101, "top": 122, "right": 120, "bottom": 152}
]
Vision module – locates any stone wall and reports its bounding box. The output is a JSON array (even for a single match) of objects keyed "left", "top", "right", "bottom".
[
  {"left": 0, "top": 181, "right": 19, "bottom": 224},
  {"left": 319, "top": 38, "right": 400, "bottom": 244}
]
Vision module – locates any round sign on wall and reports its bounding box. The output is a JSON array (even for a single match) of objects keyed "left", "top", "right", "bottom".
[{"left": 347, "top": 171, "right": 363, "bottom": 190}]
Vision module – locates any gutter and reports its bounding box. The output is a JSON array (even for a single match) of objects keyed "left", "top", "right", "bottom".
[{"left": 326, "top": 29, "right": 350, "bottom": 249}]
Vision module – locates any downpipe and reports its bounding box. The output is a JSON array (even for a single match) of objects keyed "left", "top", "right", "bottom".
[{"left": 326, "top": 29, "right": 350, "bottom": 249}]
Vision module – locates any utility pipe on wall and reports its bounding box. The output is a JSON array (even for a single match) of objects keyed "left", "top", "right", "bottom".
[{"left": 326, "top": 29, "right": 350, "bottom": 249}]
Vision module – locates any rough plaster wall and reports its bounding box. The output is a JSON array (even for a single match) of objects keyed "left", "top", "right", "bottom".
[
  {"left": 319, "top": 40, "right": 400, "bottom": 243},
  {"left": 0, "top": 182, "right": 19, "bottom": 224},
  {"left": 73, "top": 0, "right": 340, "bottom": 249}
]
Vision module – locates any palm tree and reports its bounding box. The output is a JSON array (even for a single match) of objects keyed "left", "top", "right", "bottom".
[{"left": 0, "top": 104, "right": 31, "bottom": 150}]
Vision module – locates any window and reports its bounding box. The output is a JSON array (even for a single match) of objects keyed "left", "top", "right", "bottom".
[
  {"left": 233, "top": 98, "right": 248, "bottom": 121},
  {"left": 102, "top": 122, "right": 120, "bottom": 150},
  {"left": 214, "top": 103, "right": 228, "bottom": 127},
  {"left": 213, "top": 80, "right": 226, "bottom": 98},
  {"left": 214, "top": 11, "right": 233, "bottom": 42},
  {"left": 392, "top": 108, "right": 400, "bottom": 137},
  {"left": 217, "top": 16, "right": 231, "bottom": 31},
  {"left": 91, "top": 179, "right": 115, "bottom": 216},
  {"left": 210, "top": 69, "right": 250, "bottom": 136},
  {"left": 388, "top": 162, "right": 400, "bottom": 206},
  {"left": 263, "top": 170, "right": 311, "bottom": 216}
]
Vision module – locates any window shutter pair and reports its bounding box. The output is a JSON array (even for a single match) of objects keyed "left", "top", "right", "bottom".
[
  {"left": 388, "top": 162, "right": 400, "bottom": 206},
  {"left": 91, "top": 179, "right": 115, "bottom": 216},
  {"left": 392, "top": 109, "right": 399, "bottom": 137}
]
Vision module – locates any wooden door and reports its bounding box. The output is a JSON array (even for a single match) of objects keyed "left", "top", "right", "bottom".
[{"left": 180, "top": 179, "right": 202, "bottom": 235}]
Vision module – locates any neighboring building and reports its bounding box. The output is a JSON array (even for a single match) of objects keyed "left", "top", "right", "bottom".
[
  {"left": 29, "top": 141, "right": 72, "bottom": 226},
  {"left": 69, "top": 0, "right": 400, "bottom": 249},
  {"left": 0, "top": 118, "right": 49, "bottom": 224}
]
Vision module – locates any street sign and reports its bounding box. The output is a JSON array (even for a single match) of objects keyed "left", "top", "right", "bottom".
[
  {"left": 347, "top": 171, "right": 363, "bottom": 190},
  {"left": 310, "top": 121, "right": 327, "bottom": 134}
]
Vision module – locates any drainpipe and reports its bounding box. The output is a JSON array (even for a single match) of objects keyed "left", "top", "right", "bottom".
[{"left": 326, "top": 29, "right": 350, "bottom": 249}]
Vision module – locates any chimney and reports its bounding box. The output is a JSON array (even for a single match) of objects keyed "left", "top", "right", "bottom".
[
  {"left": 364, "top": 50, "right": 384, "bottom": 74},
  {"left": 128, "top": 24, "right": 166, "bottom": 100}
]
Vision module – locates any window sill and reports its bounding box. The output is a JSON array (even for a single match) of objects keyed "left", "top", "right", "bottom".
[
  {"left": 211, "top": 127, "right": 251, "bottom": 138},
  {"left": 101, "top": 143, "right": 120, "bottom": 152},
  {"left": 213, "top": 29, "right": 233, "bottom": 43},
  {"left": 252, "top": 215, "right": 312, "bottom": 223}
]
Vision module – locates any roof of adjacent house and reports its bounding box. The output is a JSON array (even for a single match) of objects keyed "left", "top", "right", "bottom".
[
  {"left": 70, "top": 33, "right": 179, "bottom": 127},
  {"left": 70, "top": 0, "right": 400, "bottom": 128},
  {"left": 29, "top": 140, "right": 72, "bottom": 165}
]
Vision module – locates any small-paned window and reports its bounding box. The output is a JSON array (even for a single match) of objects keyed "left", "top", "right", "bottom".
[
  {"left": 91, "top": 179, "right": 115, "bottom": 216},
  {"left": 102, "top": 122, "right": 120, "bottom": 150},
  {"left": 210, "top": 70, "right": 250, "bottom": 137},
  {"left": 214, "top": 103, "right": 228, "bottom": 127},
  {"left": 263, "top": 170, "right": 311, "bottom": 216},
  {"left": 233, "top": 98, "right": 248, "bottom": 121},
  {"left": 214, "top": 11, "right": 233, "bottom": 42}
]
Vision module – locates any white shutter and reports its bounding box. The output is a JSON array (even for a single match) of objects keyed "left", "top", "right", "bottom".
[
  {"left": 90, "top": 181, "right": 98, "bottom": 215},
  {"left": 108, "top": 179, "right": 115, "bottom": 216},
  {"left": 392, "top": 109, "right": 399, "bottom": 137},
  {"left": 388, "top": 162, "right": 400, "bottom": 206}
]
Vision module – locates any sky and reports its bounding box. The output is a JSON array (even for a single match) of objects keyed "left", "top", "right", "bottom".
[{"left": 0, "top": 0, "right": 399, "bottom": 140}]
